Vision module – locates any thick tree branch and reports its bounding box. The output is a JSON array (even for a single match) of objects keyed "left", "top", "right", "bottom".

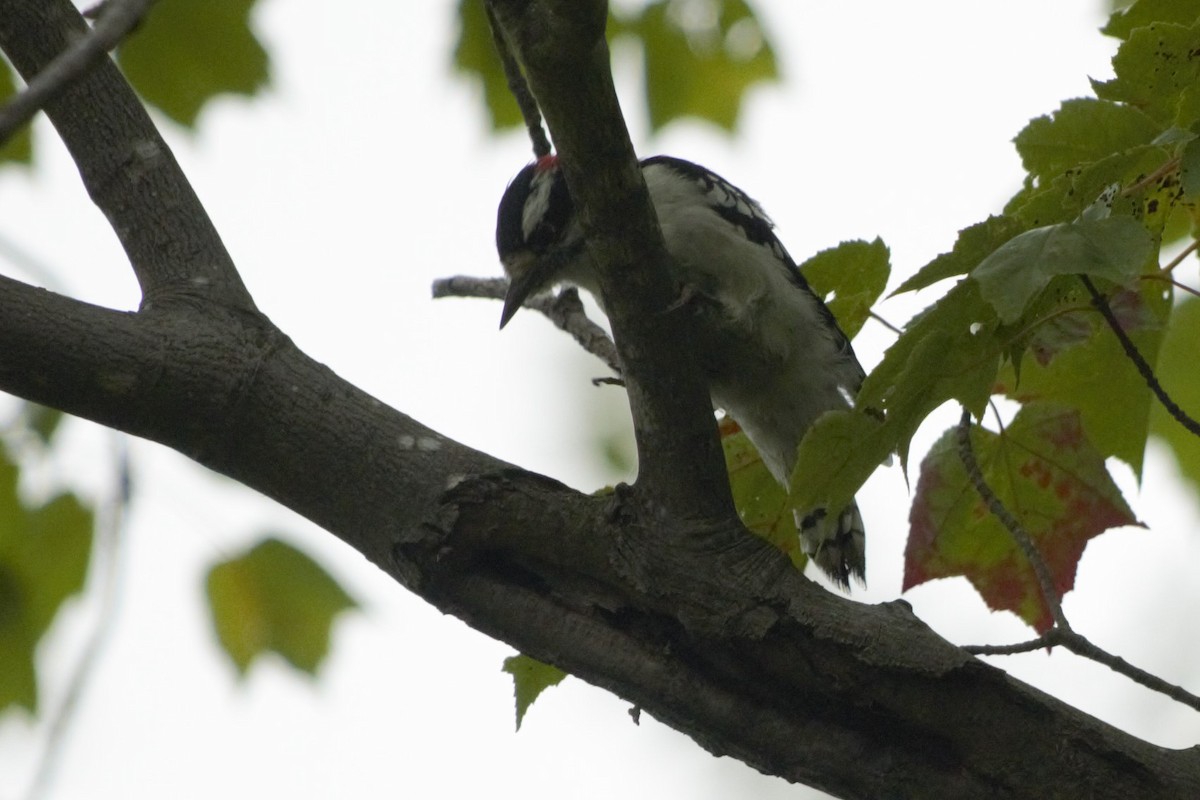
[
  {"left": 3, "top": 0, "right": 1200, "bottom": 797},
  {"left": 487, "top": 0, "right": 734, "bottom": 522},
  {"left": 0, "top": 0, "right": 254, "bottom": 311},
  {"left": 5, "top": 270, "right": 1199, "bottom": 798}
]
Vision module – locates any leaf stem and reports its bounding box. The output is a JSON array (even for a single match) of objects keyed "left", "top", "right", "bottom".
[
  {"left": 1079, "top": 275, "right": 1200, "bottom": 438},
  {"left": 955, "top": 408, "right": 1069, "bottom": 629}
]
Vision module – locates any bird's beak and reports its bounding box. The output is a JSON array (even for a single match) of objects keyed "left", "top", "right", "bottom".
[{"left": 500, "top": 251, "right": 552, "bottom": 329}]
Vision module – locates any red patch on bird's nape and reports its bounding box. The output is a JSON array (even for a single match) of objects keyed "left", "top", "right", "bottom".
[{"left": 535, "top": 154, "right": 559, "bottom": 173}]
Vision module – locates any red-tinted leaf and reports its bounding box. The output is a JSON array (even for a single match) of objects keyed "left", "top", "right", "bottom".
[{"left": 905, "top": 404, "right": 1140, "bottom": 632}]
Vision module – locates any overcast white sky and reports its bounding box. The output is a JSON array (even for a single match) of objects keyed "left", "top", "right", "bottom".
[{"left": 3, "top": 2, "right": 1200, "bottom": 799}]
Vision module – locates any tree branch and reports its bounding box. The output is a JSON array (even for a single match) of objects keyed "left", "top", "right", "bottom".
[
  {"left": 0, "top": 0, "right": 154, "bottom": 147},
  {"left": 0, "top": 0, "right": 254, "bottom": 311},
  {"left": 432, "top": 275, "right": 621, "bottom": 376},
  {"left": 486, "top": 0, "right": 734, "bottom": 522}
]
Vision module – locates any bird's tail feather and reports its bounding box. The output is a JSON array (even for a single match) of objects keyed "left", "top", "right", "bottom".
[{"left": 797, "top": 502, "right": 866, "bottom": 590}]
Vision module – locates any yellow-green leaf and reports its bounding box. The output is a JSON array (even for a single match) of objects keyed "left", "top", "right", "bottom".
[
  {"left": 205, "top": 537, "right": 357, "bottom": 677},
  {"left": 452, "top": 0, "right": 523, "bottom": 130},
  {"left": 720, "top": 418, "right": 804, "bottom": 569},
  {"left": 502, "top": 653, "right": 567, "bottom": 731},
  {"left": 0, "top": 58, "right": 32, "bottom": 166},
  {"left": 1103, "top": 0, "right": 1200, "bottom": 40},
  {"left": 789, "top": 409, "right": 892, "bottom": 528},
  {"left": 636, "top": 0, "right": 778, "bottom": 132},
  {"left": 1093, "top": 20, "right": 1200, "bottom": 128},
  {"left": 117, "top": 0, "right": 269, "bottom": 127},
  {"left": 798, "top": 238, "right": 890, "bottom": 339},
  {"left": 0, "top": 449, "right": 94, "bottom": 713}
]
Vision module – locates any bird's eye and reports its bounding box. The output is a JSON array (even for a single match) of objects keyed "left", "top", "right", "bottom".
[{"left": 527, "top": 220, "right": 560, "bottom": 252}]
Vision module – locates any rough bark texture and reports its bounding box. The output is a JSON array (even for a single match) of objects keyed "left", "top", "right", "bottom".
[{"left": 2, "top": 1, "right": 1199, "bottom": 798}]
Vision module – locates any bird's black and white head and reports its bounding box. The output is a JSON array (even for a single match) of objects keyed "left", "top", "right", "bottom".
[{"left": 495, "top": 155, "right": 588, "bottom": 328}]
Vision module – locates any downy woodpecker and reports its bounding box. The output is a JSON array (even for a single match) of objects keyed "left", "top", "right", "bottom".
[{"left": 495, "top": 155, "right": 867, "bottom": 588}]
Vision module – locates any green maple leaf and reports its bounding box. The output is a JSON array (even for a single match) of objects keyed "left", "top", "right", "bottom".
[
  {"left": 0, "top": 449, "right": 93, "bottom": 713},
  {"left": 502, "top": 654, "right": 568, "bottom": 731},
  {"left": 797, "top": 238, "right": 890, "bottom": 339},
  {"left": 972, "top": 217, "right": 1153, "bottom": 325},
  {"left": 637, "top": 0, "right": 779, "bottom": 132},
  {"left": 117, "top": 0, "right": 269, "bottom": 127},
  {"left": 205, "top": 537, "right": 357, "bottom": 677}
]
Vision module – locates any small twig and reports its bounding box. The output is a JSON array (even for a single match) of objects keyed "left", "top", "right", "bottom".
[
  {"left": 1140, "top": 273, "right": 1200, "bottom": 301},
  {"left": 965, "top": 627, "right": 1200, "bottom": 712},
  {"left": 0, "top": 0, "right": 155, "bottom": 147},
  {"left": 956, "top": 407, "right": 1069, "bottom": 629},
  {"left": 432, "top": 275, "right": 622, "bottom": 376},
  {"left": 963, "top": 636, "right": 1052, "bottom": 657},
  {"left": 1059, "top": 628, "right": 1200, "bottom": 712},
  {"left": 25, "top": 440, "right": 131, "bottom": 800},
  {"left": 1162, "top": 238, "right": 1200, "bottom": 274},
  {"left": 484, "top": 0, "right": 551, "bottom": 158},
  {"left": 868, "top": 310, "right": 902, "bottom": 335},
  {"left": 1079, "top": 275, "right": 1200, "bottom": 438},
  {"left": 1119, "top": 156, "right": 1180, "bottom": 198}
]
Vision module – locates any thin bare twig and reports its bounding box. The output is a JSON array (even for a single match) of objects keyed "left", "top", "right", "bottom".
[
  {"left": 1062, "top": 628, "right": 1200, "bottom": 711},
  {"left": 1140, "top": 273, "right": 1200, "bottom": 301},
  {"left": 965, "top": 627, "right": 1200, "bottom": 711},
  {"left": 484, "top": 0, "right": 551, "bottom": 158},
  {"left": 1162, "top": 239, "right": 1200, "bottom": 274},
  {"left": 0, "top": 0, "right": 155, "bottom": 147},
  {"left": 25, "top": 440, "right": 131, "bottom": 800},
  {"left": 868, "top": 310, "right": 902, "bottom": 335},
  {"left": 956, "top": 407, "right": 1069, "bottom": 629},
  {"left": 1079, "top": 275, "right": 1200, "bottom": 438},
  {"left": 432, "top": 275, "right": 621, "bottom": 376},
  {"left": 963, "top": 636, "right": 1051, "bottom": 657}
]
